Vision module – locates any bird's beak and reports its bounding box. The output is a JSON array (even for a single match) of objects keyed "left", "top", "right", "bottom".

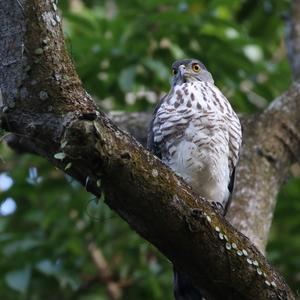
[
  {"left": 178, "top": 65, "right": 186, "bottom": 78},
  {"left": 172, "top": 64, "right": 187, "bottom": 85}
]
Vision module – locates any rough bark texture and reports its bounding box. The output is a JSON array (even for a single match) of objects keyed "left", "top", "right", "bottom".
[
  {"left": 286, "top": 0, "right": 300, "bottom": 81},
  {"left": 0, "top": 0, "right": 298, "bottom": 299},
  {"left": 227, "top": 86, "right": 300, "bottom": 253}
]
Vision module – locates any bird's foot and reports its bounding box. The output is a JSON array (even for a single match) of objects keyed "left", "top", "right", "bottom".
[{"left": 211, "top": 201, "right": 225, "bottom": 215}]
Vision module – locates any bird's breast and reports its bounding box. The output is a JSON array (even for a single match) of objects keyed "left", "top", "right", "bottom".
[{"left": 151, "top": 81, "right": 240, "bottom": 203}]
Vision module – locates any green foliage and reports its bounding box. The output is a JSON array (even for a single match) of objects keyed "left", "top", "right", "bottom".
[
  {"left": 1, "top": 0, "right": 299, "bottom": 299},
  {"left": 62, "top": 0, "right": 291, "bottom": 113},
  {"left": 0, "top": 144, "right": 173, "bottom": 300}
]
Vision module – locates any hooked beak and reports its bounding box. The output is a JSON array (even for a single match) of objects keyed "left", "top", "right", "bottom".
[
  {"left": 172, "top": 64, "right": 187, "bottom": 86},
  {"left": 178, "top": 64, "right": 186, "bottom": 77}
]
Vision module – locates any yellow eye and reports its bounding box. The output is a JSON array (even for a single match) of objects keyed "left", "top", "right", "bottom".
[
  {"left": 192, "top": 63, "right": 201, "bottom": 72},
  {"left": 172, "top": 69, "right": 177, "bottom": 75}
]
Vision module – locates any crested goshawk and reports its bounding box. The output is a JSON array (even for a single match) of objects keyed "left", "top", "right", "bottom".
[{"left": 147, "top": 58, "right": 242, "bottom": 299}]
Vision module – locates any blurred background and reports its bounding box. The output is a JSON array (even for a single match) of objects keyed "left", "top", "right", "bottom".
[{"left": 1, "top": 0, "right": 299, "bottom": 299}]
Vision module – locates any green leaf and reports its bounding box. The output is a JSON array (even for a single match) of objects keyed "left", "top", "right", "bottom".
[
  {"left": 5, "top": 266, "right": 31, "bottom": 293},
  {"left": 143, "top": 59, "right": 169, "bottom": 81},
  {"left": 169, "top": 43, "right": 186, "bottom": 59},
  {"left": 3, "top": 239, "right": 41, "bottom": 256},
  {"left": 118, "top": 66, "right": 137, "bottom": 92},
  {"left": 36, "top": 259, "right": 58, "bottom": 276}
]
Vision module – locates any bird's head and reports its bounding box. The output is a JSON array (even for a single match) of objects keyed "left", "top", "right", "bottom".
[{"left": 171, "top": 59, "right": 214, "bottom": 86}]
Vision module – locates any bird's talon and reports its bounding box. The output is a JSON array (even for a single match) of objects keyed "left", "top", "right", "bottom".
[{"left": 211, "top": 202, "right": 225, "bottom": 215}]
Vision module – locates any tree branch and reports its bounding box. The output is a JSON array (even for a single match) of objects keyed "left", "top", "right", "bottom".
[
  {"left": 286, "top": 0, "right": 300, "bottom": 81},
  {"left": 1, "top": 112, "right": 150, "bottom": 154},
  {"left": 0, "top": 1, "right": 296, "bottom": 299},
  {"left": 108, "top": 111, "right": 152, "bottom": 146},
  {"left": 227, "top": 85, "right": 300, "bottom": 252},
  {"left": 88, "top": 243, "right": 122, "bottom": 300}
]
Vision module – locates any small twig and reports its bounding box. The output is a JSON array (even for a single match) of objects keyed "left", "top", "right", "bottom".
[{"left": 88, "top": 243, "right": 122, "bottom": 300}]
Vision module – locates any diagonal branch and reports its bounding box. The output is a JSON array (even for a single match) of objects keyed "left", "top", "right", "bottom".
[
  {"left": 0, "top": 0, "right": 297, "bottom": 299},
  {"left": 227, "top": 85, "right": 300, "bottom": 253},
  {"left": 286, "top": 0, "right": 300, "bottom": 81},
  {"left": 88, "top": 243, "right": 122, "bottom": 300}
]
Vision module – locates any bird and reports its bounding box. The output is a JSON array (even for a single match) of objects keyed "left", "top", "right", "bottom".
[{"left": 147, "top": 58, "right": 242, "bottom": 299}]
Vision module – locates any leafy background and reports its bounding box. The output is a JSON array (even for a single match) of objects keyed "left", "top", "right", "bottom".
[{"left": 1, "top": 0, "right": 299, "bottom": 299}]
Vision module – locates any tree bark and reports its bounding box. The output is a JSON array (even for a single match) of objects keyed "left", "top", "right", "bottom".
[
  {"left": 227, "top": 85, "right": 300, "bottom": 253},
  {"left": 286, "top": 0, "right": 300, "bottom": 81},
  {"left": 0, "top": 0, "right": 298, "bottom": 299}
]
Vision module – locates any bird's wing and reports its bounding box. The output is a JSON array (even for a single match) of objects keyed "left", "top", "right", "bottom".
[
  {"left": 228, "top": 119, "right": 242, "bottom": 175},
  {"left": 225, "top": 112, "right": 242, "bottom": 214},
  {"left": 147, "top": 93, "right": 169, "bottom": 159}
]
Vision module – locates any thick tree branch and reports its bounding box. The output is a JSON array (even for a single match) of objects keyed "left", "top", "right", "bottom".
[
  {"left": 108, "top": 111, "right": 152, "bottom": 146},
  {"left": 1, "top": 112, "right": 150, "bottom": 154},
  {"left": 286, "top": 0, "right": 300, "bottom": 80},
  {"left": 227, "top": 85, "right": 300, "bottom": 252},
  {"left": 0, "top": 1, "right": 296, "bottom": 299}
]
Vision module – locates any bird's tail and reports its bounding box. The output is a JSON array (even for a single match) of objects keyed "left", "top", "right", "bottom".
[{"left": 173, "top": 266, "right": 204, "bottom": 300}]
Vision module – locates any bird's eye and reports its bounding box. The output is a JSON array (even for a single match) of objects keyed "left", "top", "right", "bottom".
[
  {"left": 172, "top": 69, "right": 177, "bottom": 75},
  {"left": 192, "top": 63, "right": 201, "bottom": 73}
]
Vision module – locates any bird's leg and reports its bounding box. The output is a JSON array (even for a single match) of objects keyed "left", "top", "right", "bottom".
[{"left": 210, "top": 201, "right": 225, "bottom": 215}]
